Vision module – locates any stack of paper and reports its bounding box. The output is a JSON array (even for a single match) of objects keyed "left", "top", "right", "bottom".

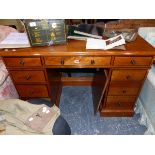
[
  {"left": 86, "top": 34, "right": 126, "bottom": 50},
  {"left": 0, "top": 32, "right": 30, "bottom": 49}
]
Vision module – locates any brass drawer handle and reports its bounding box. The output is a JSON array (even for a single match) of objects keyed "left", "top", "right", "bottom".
[
  {"left": 24, "top": 75, "right": 31, "bottom": 80},
  {"left": 91, "top": 60, "right": 95, "bottom": 65},
  {"left": 130, "top": 59, "right": 136, "bottom": 65},
  {"left": 60, "top": 59, "right": 64, "bottom": 65},
  {"left": 19, "top": 59, "right": 25, "bottom": 66},
  {"left": 74, "top": 60, "right": 80, "bottom": 64}
]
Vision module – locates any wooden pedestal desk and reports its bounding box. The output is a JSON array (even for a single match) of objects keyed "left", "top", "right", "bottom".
[{"left": 1, "top": 36, "right": 155, "bottom": 117}]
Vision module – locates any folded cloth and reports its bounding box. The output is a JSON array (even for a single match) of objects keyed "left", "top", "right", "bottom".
[
  {"left": 0, "top": 59, "right": 8, "bottom": 73},
  {"left": 0, "top": 60, "right": 9, "bottom": 86},
  {"left": 0, "top": 112, "right": 6, "bottom": 134},
  {"left": 25, "top": 105, "right": 59, "bottom": 132},
  {"left": 0, "top": 99, "right": 60, "bottom": 135},
  {"left": 0, "top": 25, "right": 18, "bottom": 42},
  {"left": 0, "top": 71, "right": 8, "bottom": 86}
]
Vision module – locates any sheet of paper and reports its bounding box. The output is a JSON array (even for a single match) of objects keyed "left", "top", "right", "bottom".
[
  {"left": 104, "top": 34, "right": 126, "bottom": 50},
  {"left": 86, "top": 38, "right": 105, "bottom": 49},
  {"left": 0, "top": 32, "right": 30, "bottom": 45},
  {"left": 86, "top": 34, "right": 126, "bottom": 50}
]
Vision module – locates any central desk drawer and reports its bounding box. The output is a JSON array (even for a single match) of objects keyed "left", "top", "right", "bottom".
[
  {"left": 10, "top": 70, "right": 46, "bottom": 83},
  {"left": 16, "top": 85, "right": 49, "bottom": 97},
  {"left": 114, "top": 56, "right": 152, "bottom": 66},
  {"left": 44, "top": 56, "right": 111, "bottom": 66},
  {"left": 111, "top": 69, "right": 147, "bottom": 81},
  {"left": 3, "top": 57, "right": 42, "bottom": 67}
]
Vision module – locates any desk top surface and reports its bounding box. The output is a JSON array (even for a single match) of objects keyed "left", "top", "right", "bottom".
[{"left": 1, "top": 36, "right": 155, "bottom": 57}]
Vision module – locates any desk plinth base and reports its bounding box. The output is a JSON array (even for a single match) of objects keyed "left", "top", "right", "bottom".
[{"left": 100, "top": 109, "right": 134, "bottom": 117}]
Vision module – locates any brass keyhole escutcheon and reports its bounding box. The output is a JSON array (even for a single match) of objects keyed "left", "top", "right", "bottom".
[
  {"left": 19, "top": 59, "right": 25, "bottom": 66},
  {"left": 91, "top": 60, "right": 95, "bottom": 65},
  {"left": 24, "top": 75, "right": 31, "bottom": 80}
]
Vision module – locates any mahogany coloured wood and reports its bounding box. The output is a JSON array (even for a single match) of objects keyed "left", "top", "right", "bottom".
[
  {"left": 0, "top": 36, "right": 155, "bottom": 57},
  {"left": 3, "top": 57, "right": 42, "bottom": 67},
  {"left": 108, "top": 85, "right": 140, "bottom": 96},
  {"left": 44, "top": 56, "right": 111, "bottom": 66},
  {"left": 15, "top": 85, "right": 49, "bottom": 97},
  {"left": 9, "top": 70, "right": 46, "bottom": 83},
  {"left": 1, "top": 36, "right": 155, "bottom": 117},
  {"left": 105, "top": 96, "right": 136, "bottom": 109},
  {"left": 114, "top": 56, "right": 152, "bottom": 66},
  {"left": 111, "top": 69, "right": 147, "bottom": 81}
]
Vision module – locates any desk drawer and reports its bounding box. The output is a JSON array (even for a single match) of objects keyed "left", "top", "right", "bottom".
[
  {"left": 10, "top": 70, "right": 46, "bottom": 83},
  {"left": 44, "top": 56, "right": 111, "bottom": 66},
  {"left": 108, "top": 85, "right": 140, "bottom": 96},
  {"left": 111, "top": 69, "right": 147, "bottom": 81},
  {"left": 105, "top": 96, "right": 136, "bottom": 109},
  {"left": 16, "top": 85, "right": 49, "bottom": 97},
  {"left": 92, "top": 57, "right": 111, "bottom": 65},
  {"left": 3, "top": 57, "right": 42, "bottom": 67},
  {"left": 114, "top": 56, "right": 152, "bottom": 66},
  {"left": 63, "top": 57, "right": 92, "bottom": 65}
]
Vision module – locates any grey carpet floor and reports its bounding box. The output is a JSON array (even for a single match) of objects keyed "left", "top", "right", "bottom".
[{"left": 59, "top": 86, "right": 146, "bottom": 135}]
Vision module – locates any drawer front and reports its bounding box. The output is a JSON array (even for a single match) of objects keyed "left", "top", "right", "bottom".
[
  {"left": 10, "top": 70, "right": 46, "bottom": 83},
  {"left": 3, "top": 57, "right": 42, "bottom": 67},
  {"left": 92, "top": 57, "right": 111, "bottom": 65},
  {"left": 111, "top": 69, "right": 147, "bottom": 81},
  {"left": 108, "top": 85, "right": 140, "bottom": 96},
  {"left": 44, "top": 57, "right": 91, "bottom": 65},
  {"left": 16, "top": 85, "right": 49, "bottom": 97},
  {"left": 44, "top": 56, "right": 111, "bottom": 66},
  {"left": 105, "top": 96, "right": 136, "bottom": 109},
  {"left": 44, "top": 57, "right": 63, "bottom": 65},
  {"left": 114, "top": 57, "right": 152, "bottom": 66}
]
